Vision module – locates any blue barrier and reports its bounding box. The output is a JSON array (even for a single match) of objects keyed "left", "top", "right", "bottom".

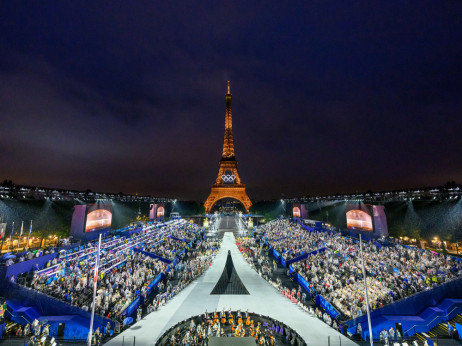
[
  {"left": 123, "top": 295, "right": 144, "bottom": 317},
  {"left": 359, "top": 298, "right": 462, "bottom": 341},
  {"left": 289, "top": 265, "right": 295, "bottom": 274},
  {"left": 3, "top": 252, "right": 59, "bottom": 280},
  {"left": 346, "top": 276, "right": 462, "bottom": 329},
  {"left": 0, "top": 282, "right": 114, "bottom": 340},
  {"left": 296, "top": 273, "right": 310, "bottom": 291},
  {"left": 345, "top": 277, "right": 462, "bottom": 340},
  {"left": 146, "top": 273, "right": 165, "bottom": 295},
  {"left": 315, "top": 295, "right": 340, "bottom": 320},
  {"left": 122, "top": 273, "right": 167, "bottom": 317},
  {"left": 133, "top": 248, "right": 172, "bottom": 264},
  {"left": 170, "top": 236, "right": 185, "bottom": 242},
  {"left": 285, "top": 247, "right": 328, "bottom": 266},
  {"left": 117, "top": 227, "right": 142, "bottom": 238},
  {"left": 456, "top": 323, "right": 462, "bottom": 340}
]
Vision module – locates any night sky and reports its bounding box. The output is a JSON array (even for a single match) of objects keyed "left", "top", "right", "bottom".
[{"left": 1, "top": 2, "right": 462, "bottom": 201}]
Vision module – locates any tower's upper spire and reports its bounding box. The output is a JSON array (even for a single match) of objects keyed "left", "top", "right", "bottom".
[{"left": 222, "top": 81, "right": 235, "bottom": 159}]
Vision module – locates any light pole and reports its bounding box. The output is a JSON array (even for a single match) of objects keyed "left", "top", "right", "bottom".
[
  {"left": 88, "top": 234, "right": 102, "bottom": 346},
  {"left": 360, "top": 234, "right": 374, "bottom": 346}
]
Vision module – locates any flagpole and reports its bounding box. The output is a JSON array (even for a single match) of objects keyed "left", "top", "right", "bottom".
[
  {"left": 360, "top": 234, "right": 374, "bottom": 346},
  {"left": 88, "top": 234, "right": 102, "bottom": 346},
  {"left": 0, "top": 218, "right": 6, "bottom": 253},
  {"left": 27, "top": 220, "right": 32, "bottom": 250},
  {"left": 8, "top": 222, "right": 14, "bottom": 251},
  {"left": 17, "top": 221, "right": 24, "bottom": 251},
  {"left": 1, "top": 216, "right": 7, "bottom": 253}
]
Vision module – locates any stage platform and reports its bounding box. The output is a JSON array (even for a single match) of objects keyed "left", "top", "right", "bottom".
[{"left": 105, "top": 217, "right": 356, "bottom": 345}]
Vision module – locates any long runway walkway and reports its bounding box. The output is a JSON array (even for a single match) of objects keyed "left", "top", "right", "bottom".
[{"left": 106, "top": 217, "right": 356, "bottom": 345}]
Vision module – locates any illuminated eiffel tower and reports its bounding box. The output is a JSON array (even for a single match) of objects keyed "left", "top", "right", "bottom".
[{"left": 204, "top": 82, "right": 252, "bottom": 213}]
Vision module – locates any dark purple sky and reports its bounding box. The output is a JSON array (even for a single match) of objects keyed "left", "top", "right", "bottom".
[{"left": 1, "top": 2, "right": 462, "bottom": 200}]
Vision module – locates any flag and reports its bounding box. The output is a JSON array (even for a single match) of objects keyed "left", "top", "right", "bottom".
[
  {"left": 29, "top": 220, "right": 33, "bottom": 234},
  {"left": 19, "top": 221, "right": 24, "bottom": 238},
  {"left": 94, "top": 236, "right": 102, "bottom": 284},
  {"left": 0, "top": 223, "right": 5, "bottom": 240}
]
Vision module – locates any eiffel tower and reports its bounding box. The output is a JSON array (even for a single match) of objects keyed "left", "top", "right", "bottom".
[{"left": 204, "top": 82, "right": 252, "bottom": 213}]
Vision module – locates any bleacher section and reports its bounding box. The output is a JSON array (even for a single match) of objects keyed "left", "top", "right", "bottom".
[
  {"left": 345, "top": 276, "right": 462, "bottom": 341},
  {"left": 256, "top": 218, "right": 462, "bottom": 343},
  {"left": 0, "top": 219, "right": 203, "bottom": 341}
]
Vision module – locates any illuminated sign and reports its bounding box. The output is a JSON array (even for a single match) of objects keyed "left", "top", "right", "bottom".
[{"left": 221, "top": 174, "right": 235, "bottom": 183}]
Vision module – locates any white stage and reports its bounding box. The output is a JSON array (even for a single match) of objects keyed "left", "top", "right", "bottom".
[{"left": 106, "top": 222, "right": 356, "bottom": 345}]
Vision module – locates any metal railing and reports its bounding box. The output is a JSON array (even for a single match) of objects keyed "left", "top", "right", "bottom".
[{"left": 404, "top": 305, "right": 461, "bottom": 336}]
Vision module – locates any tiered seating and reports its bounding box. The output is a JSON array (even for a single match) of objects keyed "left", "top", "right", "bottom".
[
  {"left": 257, "top": 219, "right": 326, "bottom": 260},
  {"left": 255, "top": 219, "right": 462, "bottom": 322},
  {"left": 17, "top": 220, "right": 203, "bottom": 322}
]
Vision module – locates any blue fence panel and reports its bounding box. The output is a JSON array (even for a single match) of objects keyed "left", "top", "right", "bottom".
[
  {"left": 4, "top": 252, "right": 59, "bottom": 280},
  {"left": 346, "top": 276, "right": 462, "bottom": 329},
  {"left": 456, "top": 323, "right": 462, "bottom": 340},
  {"left": 315, "top": 295, "right": 340, "bottom": 320},
  {"left": 289, "top": 265, "right": 295, "bottom": 274},
  {"left": 0, "top": 282, "right": 115, "bottom": 340},
  {"left": 286, "top": 247, "right": 328, "bottom": 266},
  {"left": 123, "top": 295, "right": 145, "bottom": 317},
  {"left": 344, "top": 277, "right": 462, "bottom": 340},
  {"left": 133, "top": 248, "right": 172, "bottom": 264},
  {"left": 146, "top": 273, "right": 165, "bottom": 295}
]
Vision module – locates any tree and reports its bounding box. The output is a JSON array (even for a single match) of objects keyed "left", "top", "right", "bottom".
[{"left": 409, "top": 228, "right": 421, "bottom": 241}]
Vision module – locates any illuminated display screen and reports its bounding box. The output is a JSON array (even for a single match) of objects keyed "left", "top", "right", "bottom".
[
  {"left": 293, "top": 206, "right": 301, "bottom": 218},
  {"left": 346, "top": 209, "right": 373, "bottom": 231},
  {"left": 85, "top": 204, "right": 112, "bottom": 232}
]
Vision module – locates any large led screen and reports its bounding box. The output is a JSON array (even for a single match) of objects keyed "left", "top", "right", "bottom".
[
  {"left": 346, "top": 203, "right": 373, "bottom": 231},
  {"left": 293, "top": 206, "right": 301, "bottom": 218},
  {"left": 292, "top": 204, "right": 308, "bottom": 219},
  {"left": 85, "top": 204, "right": 112, "bottom": 232}
]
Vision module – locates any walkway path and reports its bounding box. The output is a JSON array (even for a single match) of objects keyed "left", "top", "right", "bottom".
[{"left": 106, "top": 219, "right": 356, "bottom": 345}]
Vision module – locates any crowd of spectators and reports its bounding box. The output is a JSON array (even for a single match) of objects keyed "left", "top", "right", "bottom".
[
  {"left": 15, "top": 220, "right": 211, "bottom": 324},
  {"left": 142, "top": 223, "right": 198, "bottom": 260},
  {"left": 256, "top": 219, "right": 462, "bottom": 320},
  {"left": 147, "top": 249, "right": 217, "bottom": 314},
  {"left": 257, "top": 219, "right": 325, "bottom": 260},
  {"left": 236, "top": 236, "right": 354, "bottom": 336}
]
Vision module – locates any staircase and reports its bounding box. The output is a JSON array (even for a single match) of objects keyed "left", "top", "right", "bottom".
[
  {"left": 411, "top": 313, "right": 462, "bottom": 343},
  {"left": 4, "top": 321, "right": 22, "bottom": 336}
]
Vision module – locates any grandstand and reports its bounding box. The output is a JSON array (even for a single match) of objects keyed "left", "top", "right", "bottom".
[
  {"left": 0, "top": 219, "right": 217, "bottom": 344},
  {"left": 252, "top": 218, "right": 462, "bottom": 345},
  {"left": 1, "top": 214, "right": 462, "bottom": 345}
]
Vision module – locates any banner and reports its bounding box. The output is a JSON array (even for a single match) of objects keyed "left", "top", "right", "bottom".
[{"left": 315, "top": 295, "right": 340, "bottom": 319}]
